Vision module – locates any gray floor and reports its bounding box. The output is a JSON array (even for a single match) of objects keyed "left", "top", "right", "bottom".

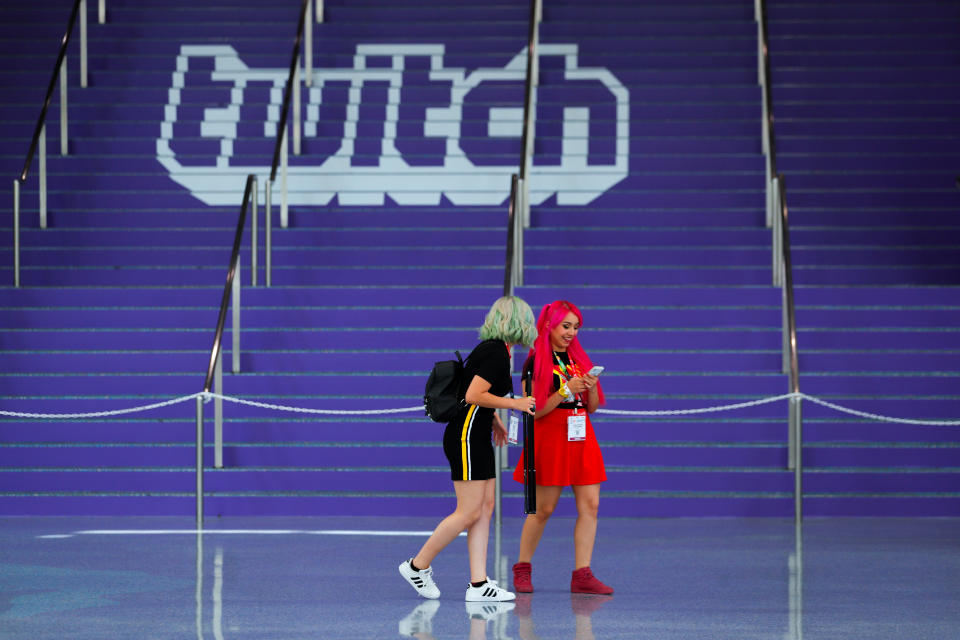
[{"left": 1, "top": 516, "right": 957, "bottom": 639}]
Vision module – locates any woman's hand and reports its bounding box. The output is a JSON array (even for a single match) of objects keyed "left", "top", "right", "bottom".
[
  {"left": 567, "top": 376, "right": 590, "bottom": 394},
  {"left": 581, "top": 374, "right": 599, "bottom": 391},
  {"left": 513, "top": 395, "right": 536, "bottom": 415},
  {"left": 492, "top": 413, "right": 509, "bottom": 446}
]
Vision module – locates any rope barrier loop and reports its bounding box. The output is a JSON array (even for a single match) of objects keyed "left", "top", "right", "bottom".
[{"left": 0, "top": 391, "right": 957, "bottom": 426}]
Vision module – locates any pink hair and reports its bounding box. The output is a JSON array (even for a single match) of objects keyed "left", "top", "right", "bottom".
[{"left": 526, "top": 300, "right": 604, "bottom": 410}]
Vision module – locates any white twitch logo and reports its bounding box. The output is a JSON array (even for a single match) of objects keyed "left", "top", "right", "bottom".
[{"left": 157, "top": 43, "right": 629, "bottom": 206}]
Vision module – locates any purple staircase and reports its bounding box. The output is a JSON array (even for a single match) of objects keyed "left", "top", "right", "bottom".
[
  {"left": 768, "top": 0, "right": 960, "bottom": 515},
  {"left": 0, "top": 0, "right": 956, "bottom": 518}
]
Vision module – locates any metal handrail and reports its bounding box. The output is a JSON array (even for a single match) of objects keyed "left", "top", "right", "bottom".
[
  {"left": 202, "top": 174, "right": 255, "bottom": 393},
  {"left": 777, "top": 175, "right": 802, "bottom": 522},
  {"left": 261, "top": 0, "right": 312, "bottom": 289},
  {"left": 13, "top": 0, "right": 96, "bottom": 287},
  {"left": 503, "top": 174, "right": 521, "bottom": 297},
  {"left": 758, "top": 0, "right": 803, "bottom": 521},
  {"left": 504, "top": 0, "right": 541, "bottom": 293},
  {"left": 269, "top": 0, "right": 310, "bottom": 183},
  {"left": 20, "top": 0, "right": 82, "bottom": 182},
  {"left": 758, "top": 0, "right": 777, "bottom": 229},
  {"left": 517, "top": 0, "right": 541, "bottom": 228},
  {"left": 495, "top": 0, "right": 541, "bottom": 551},
  {"left": 195, "top": 174, "right": 256, "bottom": 523}
]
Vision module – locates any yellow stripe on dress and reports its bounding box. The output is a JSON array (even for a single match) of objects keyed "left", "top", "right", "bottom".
[{"left": 460, "top": 405, "right": 477, "bottom": 481}]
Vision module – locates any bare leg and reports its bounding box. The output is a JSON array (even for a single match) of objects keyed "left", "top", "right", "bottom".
[
  {"left": 413, "top": 480, "right": 487, "bottom": 569},
  {"left": 466, "top": 478, "right": 497, "bottom": 582},
  {"left": 517, "top": 485, "right": 563, "bottom": 563},
  {"left": 571, "top": 484, "right": 601, "bottom": 569}
]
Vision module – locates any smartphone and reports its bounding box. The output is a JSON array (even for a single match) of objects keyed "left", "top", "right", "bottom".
[{"left": 587, "top": 365, "right": 604, "bottom": 376}]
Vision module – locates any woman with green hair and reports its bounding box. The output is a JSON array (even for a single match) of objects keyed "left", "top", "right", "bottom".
[{"left": 400, "top": 296, "right": 537, "bottom": 603}]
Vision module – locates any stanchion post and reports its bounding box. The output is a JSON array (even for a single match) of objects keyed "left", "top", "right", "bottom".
[
  {"left": 522, "top": 368, "right": 536, "bottom": 514},
  {"left": 494, "top": 413, "right": 504, "bottom": 583},
  {"left": 195, "top": 395, "right": 204, "bottom": 525},
  {"left": 98, "top": 0, "right": 106, "bottom": 23},
  {"left": 791, "top": 396, "right": 803, "bottom": 522}
]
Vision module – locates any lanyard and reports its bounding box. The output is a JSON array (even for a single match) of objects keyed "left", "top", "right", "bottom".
[
  {"left": 553, "top": 353, "right": 582, "bottom": 408},
  {"left": 553, "top": 352, "right": 578, "bottom": 381}
]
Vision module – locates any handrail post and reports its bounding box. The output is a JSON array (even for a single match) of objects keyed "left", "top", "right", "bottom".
[
  {"left": 772, "top": 176, "right": 782, "bottom": 286},
  {"left": 215, "top": 350, "right": 223, "bottom": 469},
  {"left": 515, "top": 179, "right": 524, "bottom": 288},
  {"left": 782, "top": 281, "right": 790, "bottom": 375},
  {"left": 305, "top": 0, "right": 313, "bottom": 88},
  {"left": 39, "top": 126, "right": 47, "bottom": 229},
  {"left": 532, "top": 1, "right": 541, "bottom": 87},
  {"left": 316, "top": 0, "right": 324, "bottom": 23},
  {"left": 80, "top": 0, "right": 88, "bottom": 88},
  {"left": 251, "top": 179, "right": 258, "bottom": 287},
  {"left": 195, "top": 395, "right": 204, "bottom": 525},
  {"left": 764, "top": 153, "right": 772, "bottom": 228},
  {"left": 293, "top": 61, "right": 301, "bottom": 155},
  {"left": 281, "top": 132, "right": 289, "bottom": 228},
  {"left": 98, "top": 0, "right": 106, "bottom": 24},
  {"left": 232, "top": 254, "right": 241, "bottom": 374},
  {"left": 265, "top": 179, "right": 273, "bottom": 286},
  {"left": 13, "top": 180, "right": 20, "bottom": 288},
  {"left": 60, "top": 57, "right": 68, "bottom": 156},
  {"left": 504, "top": 173, "right": 519, "bottom": 296}
]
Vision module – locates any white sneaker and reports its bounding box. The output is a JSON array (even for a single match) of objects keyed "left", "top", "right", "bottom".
[
  {"left": 466, "top": 600, "right": 516, "bottom": 620},
  {"left": 465, "top": 580, "right": 516, "bottom": 602},
  {"left": 399, "top": 559, "right": 441, "bottom": 599},
  {"left": 398, "top": 600, "right": 441, "bottom": 636}
]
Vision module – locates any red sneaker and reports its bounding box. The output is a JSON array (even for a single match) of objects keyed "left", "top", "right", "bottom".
[
  {"left": 570, "top": 567, "right": 613, "bottom": 595},
  {"left": 512, "top": 562, "right": 533, "bottom": 593}
]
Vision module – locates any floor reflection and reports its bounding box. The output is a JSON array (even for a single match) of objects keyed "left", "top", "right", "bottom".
[
  {"left": 3, "top": 517, "right": 957, "bottom": 640},
  {"left": 514, "top": 593, "right": 612, "bottom": 640}
]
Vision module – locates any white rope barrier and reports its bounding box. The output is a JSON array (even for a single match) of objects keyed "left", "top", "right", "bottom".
[
  {"left": 801, "top": 395, "right": 960, "bottom": 427},
  {"left": 0, "top": 393, "right": 203, "bottom": 419},
  {"left": 0, "top": 391, "right": 958, "bottom": 426},
  {"left": 596, "top": 393, "right": 798, "bottom": 416},
  {"left": 207, "top": 392, "right": 423, "bottom": 416}
]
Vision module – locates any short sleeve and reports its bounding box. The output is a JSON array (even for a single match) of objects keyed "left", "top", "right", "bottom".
[{"left": 466, "top": 340, "right": 511, "bottom": 397}]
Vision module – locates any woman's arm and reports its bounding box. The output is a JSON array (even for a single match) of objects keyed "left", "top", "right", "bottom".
[
  {"left": 582, "top": 373, "right": 600, "bottom": 413},
  {"left": 532, "top": 374, "right": 599, "bottom": 417},
  {"left": 464, "top": 375, "right": 535, "bottom": 414},
  {"left": 527, "top": 375, "right": 584, "bottom": 420}
]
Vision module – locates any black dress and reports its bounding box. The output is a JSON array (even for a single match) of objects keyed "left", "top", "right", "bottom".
[{"left": 442, "top": 340, "right": 512, "bottom": 481}]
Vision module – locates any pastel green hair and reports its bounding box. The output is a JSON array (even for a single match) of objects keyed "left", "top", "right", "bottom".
[{"left": 478, "top": 295, "right": 537, "bottom": 347}]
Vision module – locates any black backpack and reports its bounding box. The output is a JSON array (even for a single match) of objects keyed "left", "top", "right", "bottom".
[{"left": 424, "top": 350, "right": 467, "bottom": 422}]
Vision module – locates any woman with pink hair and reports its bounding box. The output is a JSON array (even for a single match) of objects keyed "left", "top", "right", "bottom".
[{"left": 512, "top": 300, "right": 613, "bottom": 595}]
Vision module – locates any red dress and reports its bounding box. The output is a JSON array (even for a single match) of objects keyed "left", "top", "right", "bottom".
[{"left": 513, "top": 353, "right": 606, "bottom": 486}]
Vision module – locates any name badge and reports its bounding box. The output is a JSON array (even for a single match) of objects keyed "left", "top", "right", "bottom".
[
  {"left": 567, "top": 414, "right": 586, "bottom": 441},
  {"left": 508, "top": 414, "right": 519, "bottom": 444}
]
